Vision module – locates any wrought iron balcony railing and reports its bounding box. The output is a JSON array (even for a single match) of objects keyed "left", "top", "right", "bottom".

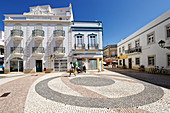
[
  {"left": 11, "top": 47, "right": 23, "bottom": 53},
  {"left": 88, "top": 44, "right": 99, "bottom": 49},
  {"left": 32, "top": 29, "right": 44, "bottom": 37},
  {"left": 32, "top": 47, "right": 44, "bottom": 53},
  {"left": 53, "top": 30, "right": 65, "bottom": 37},
  {"left": 125, "top": 46, "right": 142, "bottom": 54},
  {"left": 54, "top": 47, "right": 65, "bottom": 53},
  {"left": 74, "top": 44, "right": 85, "bottom": 50},
  {"left": 11, "top": 29, "right": 23, "bottom": 37}
]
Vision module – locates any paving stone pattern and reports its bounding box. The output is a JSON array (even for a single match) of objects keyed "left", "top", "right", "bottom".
[{"left": 35, "top": 73, "right": 164, "bottom": 108}]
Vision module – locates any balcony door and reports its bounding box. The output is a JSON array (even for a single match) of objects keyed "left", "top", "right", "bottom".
[
  {"left": 76, "top": 35, "right": 83, "bottom": 49},
  {"left": 10, "top": 57, "right": 23, "bottom": 72}
]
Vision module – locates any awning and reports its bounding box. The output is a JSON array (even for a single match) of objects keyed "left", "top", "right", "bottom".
[
  {"left": 117, "top": 55, "right": 127, "bottom": 59},
  {"left": 105, "top": 61, "right": 111, "bottom": 63}
]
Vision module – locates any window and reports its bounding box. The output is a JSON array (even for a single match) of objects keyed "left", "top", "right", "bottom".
[
  {"left": 135, "top": 58, "right": 140, "bottom": 65},
  {"left": 147, "top": 33, "right": 155, "bottom": 44},
  {"left": 128, "top": 44, "right": 131, "bottom": 50},
  {"left": 56, "top": 25, "right": 63, "bottom": 30},
  {"left": 35, "top": 24, "right": 42, "bottom": 30},
  {"left": 135, "top": 40, "right": 140, "bottom": 47},
  {"left": 90, "top": 36, "right": 96, "bottom": 45},
  {"left": 119, "top": 60, "right": 122, "bottom": 65},
  {"left": 119, "top": 48, "right": 121, "bottom": 53},
  {"left": 14, "top": 24, "right": 21, "bottom": 30},
  {"left": 122, "top": 46, "right": 125, "bottom": 52},
  {"left": 168, "top": 55, "right": 170, "bottom": 66},
  {"left": 166, "top": 26, "right": 170, "bottom": 38},
  {"left": 77, "top": 36, "right": 83, "bottom": 45},
  {"left": 148, "top": 56, "right": 155, "bottom": 66}
]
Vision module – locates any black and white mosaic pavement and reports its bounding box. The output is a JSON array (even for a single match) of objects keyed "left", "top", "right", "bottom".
[
  {"left": 70, "top": 77, "right": 115, "bottom": 86},
  {"left": 35, "top": 75, "right": 164, "bottom": 108}
]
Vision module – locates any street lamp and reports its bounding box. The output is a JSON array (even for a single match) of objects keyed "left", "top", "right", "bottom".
[{"left": 158, "top": 40, "right": 170, "bottom": 50}]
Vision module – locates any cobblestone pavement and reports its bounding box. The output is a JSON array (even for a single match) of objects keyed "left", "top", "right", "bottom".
[{"left": 0, "top": 69, "right": 170, "bottom": 113}]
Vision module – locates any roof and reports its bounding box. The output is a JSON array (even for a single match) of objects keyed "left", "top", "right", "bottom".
[{"left": 103, "top": 44, "right": 117, "bottom": 50}]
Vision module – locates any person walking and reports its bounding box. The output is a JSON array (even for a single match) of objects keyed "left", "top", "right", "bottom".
[
  {"left": 82, "top": 63, "right": 86, "bottom": 73},
  {"left": 69, "top": 62, "right": 76, "bottom": 77}
]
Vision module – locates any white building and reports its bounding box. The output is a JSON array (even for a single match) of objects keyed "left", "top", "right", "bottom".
[
  {"left": 0, "top": 31, "right": 4, "bottom": 72},
  {"left": 71, "top": 21, "right": 103, "bottom": 71},
  {"left": 117, "top": 10, "right": 170, "bottom": 74},
  {"left": 3, "top": 4, "right": 103, "bottom": 73}
]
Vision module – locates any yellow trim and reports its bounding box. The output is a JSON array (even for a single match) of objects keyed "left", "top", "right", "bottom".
[
  {"left": 97, "top": 58, "right": 99, "bottom": 70},
  {"left": 117, "top": 55, "right": 127, "bottom": 59},
  {"left": 75, "top": 49, "right": 85, "bottom": 51},
  {"left": 88, "top": 49, "right": 98, "bottom": 51}
]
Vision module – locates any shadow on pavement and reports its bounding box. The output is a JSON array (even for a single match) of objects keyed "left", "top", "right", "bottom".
[{"left": 105, "top": 68, "right": 170, "bottom": 89}]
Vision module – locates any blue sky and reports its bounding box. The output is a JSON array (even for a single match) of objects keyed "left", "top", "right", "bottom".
[{"left": 0, "top": 0, "right": 170, "bottom": 47}]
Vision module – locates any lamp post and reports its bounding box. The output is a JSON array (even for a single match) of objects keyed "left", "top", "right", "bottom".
[{"left": 158, "top": 40, "right": 170, "bottom": 50}]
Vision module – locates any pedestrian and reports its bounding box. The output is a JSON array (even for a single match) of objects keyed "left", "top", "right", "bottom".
[
  {"left": 69, "top": 62, "right": 76, "bottom": 77},
  {"left": 82, "top": 63, "right": 86, "bottom": 73}
]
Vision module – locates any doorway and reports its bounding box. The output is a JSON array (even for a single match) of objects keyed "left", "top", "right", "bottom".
[
  {"left": 128, "top": 58, "right": 132, "bottom": 69},
  {"left": 77, "top": 59, "right": 82, "bottom": 69},
  {"left": 89, "top": 59, "right": 97, "bottom": 69},
  {"left": 36, "top": 60, "right": 42, "bottom": 72}
]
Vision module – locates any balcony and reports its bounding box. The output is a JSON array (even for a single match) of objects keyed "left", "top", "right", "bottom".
[
  {"left": 88, "top": 44, "right": 99, "bottom": 50},
  {"left": 125, "top": 46, "right": 142, "bottom": 54},
  {"left": 54, "top": 47, "right": 65, "bottom": 56},
  {"left": 11, "top": 47, "right": 23, "bottom": 56},
  {"left": 32, "top": 29, "right": 44, "bottom": 41},
  {"left": 74, "top": 44, "right": 85, "bottom": 50},
  {"left": 32, "top": 47, "right": 44, "bottom": 56},
  {"left": 53, "top": 30, "right": 65, "bottom": 40},
  {"left": 11, "top": 29, "right": 23, "bottom": 41}
]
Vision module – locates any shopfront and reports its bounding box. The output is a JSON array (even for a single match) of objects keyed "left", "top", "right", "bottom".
[{"left": 10, "top": 57, "right": 23, "bottom": 72}]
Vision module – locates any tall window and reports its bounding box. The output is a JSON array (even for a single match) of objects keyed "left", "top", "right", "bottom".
[
  {"left": 122, "top": 46, "right": 125, "bottom": 52},
  {"left": 77, "top": 36, "right": 83, "bottom": 45},
  {"left": 128, "top": 44, "right": 131, "bottom": 50},
  {"left": 166, "top": 26, "right": 170, "bottom": 38},
  {"left": 168, "top": 55, "right": 170, "bottom": 66},
  {"left": 119, "top": 48, "right": 121, "bottom": 53},
  {"left": 148, "top": 56, "right": 155, "bottom": 66},
  {"left": 56, "top": 25, "right": 63, "bottom": 30},
  {"left": 14, "top": 24, "right": 21, "bottom": 30},
  {"left": 90, "top": 35, "right": 96, "bottom": 45},
  {"left": 147, "top": 33, "right": 155, "bottom": 44},
  {"left": 135, "top": 40, "right": 140, "bottom": 47},
  {"left": 35, "top": 24, "right": 42, "bottom": 30}
]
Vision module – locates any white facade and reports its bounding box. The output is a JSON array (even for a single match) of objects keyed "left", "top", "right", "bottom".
[
  {"left": 0, "top": 31, "right": 4, "bottom": 72},
  {"left": 71, "top": 21, "right": 103, "bottom": 71},
  {"left": 117, "top": 10, "right": 170, "bottom": 73},
  {"left": 3, "top": 4, "right": 103, "bottom": 73}
]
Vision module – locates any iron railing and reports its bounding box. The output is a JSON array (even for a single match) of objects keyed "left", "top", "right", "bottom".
[
  {"left": 125, "top": 46, "right": 142, "bottom": 54},
  {"left": 32, "top": 29, "right": 44, "bottom": 37},
  {"left": 88, "top": 44, "right": 99, "bottom": 49},
  {"left": 32, "top": 47, "right": 44, "bottom": 53},
  {"left": 54, "top": 47, "right": 65, "bottom": 53},
  {"left": 53, "top": 30, "right": 65, "bottom": 37},
  {"left": 11, "top": 29, "right": 23, "bottom": 37},
  {"left": 11, "top": 47, "right": 23, "bottom": 53},
  {"left": 74, "top": 44, "right": 85, "bottom": 49}
]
